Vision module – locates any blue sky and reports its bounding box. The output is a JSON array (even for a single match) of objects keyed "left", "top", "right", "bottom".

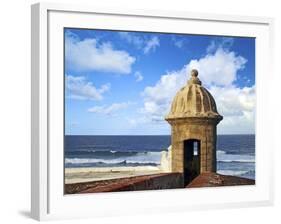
[{"left": 65, "top": 28, "right": 255, "bottom": 135}]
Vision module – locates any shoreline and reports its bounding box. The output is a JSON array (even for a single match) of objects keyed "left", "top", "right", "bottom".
[
  {"left": 65, "top": 165, "right": 255, "bottom": 184},
  {"left": 65, "top": 166, "right": 164, "bottom": 184}
]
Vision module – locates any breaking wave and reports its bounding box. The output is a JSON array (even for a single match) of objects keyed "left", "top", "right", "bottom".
[
  {"left": 65, "top": 151, "right": 162, "bottom": 167},
  {"left": 217, "top": 150, "right": 255, "bottom": 163}
]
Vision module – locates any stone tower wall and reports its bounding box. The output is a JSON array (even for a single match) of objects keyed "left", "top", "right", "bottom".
[{"left": 170, "top": 119, "right": 217, "bottom": 173}]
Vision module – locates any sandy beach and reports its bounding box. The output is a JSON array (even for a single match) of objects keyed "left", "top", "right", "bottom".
[{"left": 65, "top": 166, "right": 164, "bottom": 184}]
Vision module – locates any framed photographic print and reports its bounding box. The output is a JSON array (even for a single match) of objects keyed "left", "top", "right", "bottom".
[{"left": 31, "top": 2, "right": 274, "bottom": 221}]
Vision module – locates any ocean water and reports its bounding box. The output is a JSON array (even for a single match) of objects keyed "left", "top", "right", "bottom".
[{"left": 65, "top": 135, "right": 255, "bottom": 180}]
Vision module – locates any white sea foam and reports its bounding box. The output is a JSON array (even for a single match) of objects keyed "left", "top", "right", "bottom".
[
  {"left": 217, "top": 150, "right": 226, "bottom": 154},
  {"left": 65, "top": 148, "right": 255, "bottom": 168},
  {"left": 217, "top": 151, "right": 255, "bottom": 163},
  {"left": 65, "top": 151, "right": 162, "bottom": 165},
  {"left": 65, "top": 158, "right": 124, "bottom": 164},
  {"left": 217, "top": 170, "right": 249, "bottom": 176}
]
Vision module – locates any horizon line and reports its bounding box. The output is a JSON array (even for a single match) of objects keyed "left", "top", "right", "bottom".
[{"left": 65, "top": 133, "right": 255, "bottom": 136}]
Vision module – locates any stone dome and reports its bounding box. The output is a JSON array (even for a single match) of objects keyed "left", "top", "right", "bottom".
[{"left": 165, "top": 69, "right": 223, "bottom": 121}]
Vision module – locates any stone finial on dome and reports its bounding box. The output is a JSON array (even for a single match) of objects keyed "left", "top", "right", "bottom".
[
  {"left": 191, "top": 69, "right": 199, "bottom": 77},
  {"left": 165, "top": 69, "right": 223, "bottom": 121},
  {"left": 188, "top": 69, "right": 202, "bottom": 85}
]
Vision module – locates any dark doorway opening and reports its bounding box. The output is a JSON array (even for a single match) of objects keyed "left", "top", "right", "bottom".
[{"left": 183, "top": 139, "right": 201, "bottom": 185}]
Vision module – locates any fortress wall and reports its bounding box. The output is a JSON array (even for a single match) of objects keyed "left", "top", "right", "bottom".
[
  {"left": 109, "top": 173, "right": 183, "bottom": 192},
  {"left": 66, "top": 173, "right": 184, "bottom": 194}
]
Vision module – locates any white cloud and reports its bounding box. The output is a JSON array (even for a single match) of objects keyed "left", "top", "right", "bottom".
[
  {"left": 210, "top": 85, "right": 255, "bottom": 134},
  {"left": 172, "top": 36, "right": 184, "bottom": 48},
  {"left": 207, "top": 37, "right": 234, "bottom": 53},
  {"left": 127, "top": 117, "right": 148, "bottom": 127},
  {"left": 134, "top": 71, "right": 144, "bottom": 82},
  {"left": 65, "top": 32, "right": 135, "bottom": 74},
  {"left": 187, "top": 48, "right": 247, "bottom": 86},
  {"left": 66, "top": 75, "right": 110, "bottom": 100},
  {"left": 143, "top": 36, "right": 160, "bottom": 54},
  {"left": 118, "top": 32, "right": 143, "bottom": 49},
  {"left": 118, "top": 32, "right": 160, "bottom": 54},
  {"left": 174, "top": 40, "right": 184, "bottom": 48},
  {"left": 210, "top": 85, "right": 255, "bottom": 116},
  {"left": 141, "top": 68, "right": 186, "bottom": 121},
  {"left": 88, "top": 102, "right": 130, "bottom": 115},
  {"left": 139, "top": 46, "right": 254, "bottom": 134}
]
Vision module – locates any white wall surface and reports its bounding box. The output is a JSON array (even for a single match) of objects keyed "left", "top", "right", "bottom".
[{"left": 0, "top": 0, "right": 280, "bottom": 223}]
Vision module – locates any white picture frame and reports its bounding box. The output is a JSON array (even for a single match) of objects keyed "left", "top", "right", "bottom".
[{"left": 31, "top": 2, "right": 274, "bottom": 221}]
